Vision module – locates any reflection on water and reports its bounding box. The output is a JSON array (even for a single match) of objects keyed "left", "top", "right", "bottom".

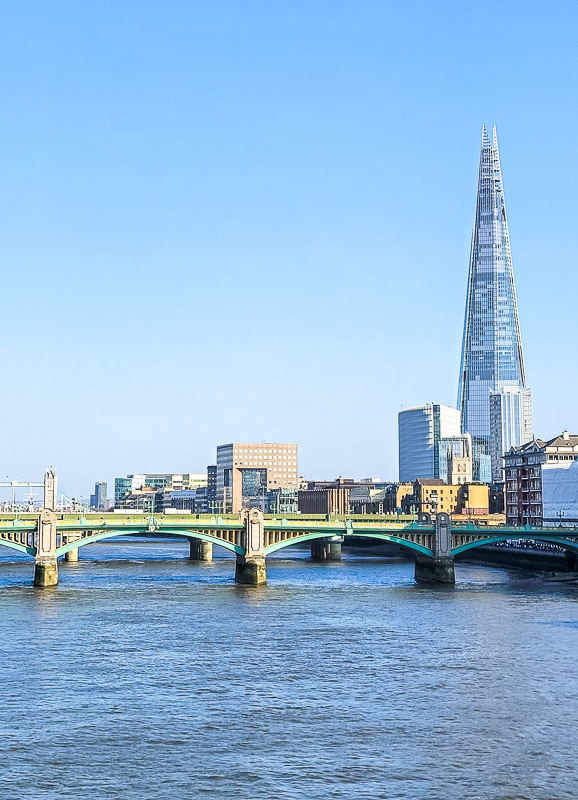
[{"left": 0, "top": 540, "right": 577, "bottom": 799}]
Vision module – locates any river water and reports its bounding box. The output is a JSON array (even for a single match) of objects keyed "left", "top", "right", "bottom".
[{"left": 0, "top": 540, "right": 577, "bottom": 800}]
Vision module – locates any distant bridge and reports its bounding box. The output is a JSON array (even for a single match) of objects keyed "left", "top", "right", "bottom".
[{"left": 2, "top": 504, "right": 578, "bottom": 587}]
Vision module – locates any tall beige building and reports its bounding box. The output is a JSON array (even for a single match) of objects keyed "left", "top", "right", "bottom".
[{"left": 216, "top": 442, "right": 299, "bottom": 513}]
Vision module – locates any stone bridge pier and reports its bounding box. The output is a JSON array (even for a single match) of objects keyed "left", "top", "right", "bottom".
[
  {"left": 311, "top": 536, "right": 343, "bottom": 561},
  {"left": 34, "top": 469, "right": 59, "bottom": 587},
  {"left": 188, "top": 538, "right": 213, "bottom": 561},
  {"left": 235, "top": 508, "right": 267, "bottom": 585},
  {"left": 414, "top": 513, "right": 455, "bottom": 584},
  {"left": 34, "top": 509, "right": 58, "bottom": 587}
]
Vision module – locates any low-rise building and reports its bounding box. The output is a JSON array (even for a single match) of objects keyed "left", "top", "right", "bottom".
[
  {"left": 400, "top": 479, "right": 460, "bottom": 515},
  {"left": 298, "top": 488, "right": 350, "bottom": 515},
  {"left": 504, "top": 431, "right": 578, "bottom": 525},
  {"left": 454, "top": 484, "right": 489, "bottom": 516},
  {"left": 504, "top": 431, "right": 578, "bottom": 527}
]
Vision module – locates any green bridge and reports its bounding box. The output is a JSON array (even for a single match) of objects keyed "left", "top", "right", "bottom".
[{"left": 2, "top": 506, "right": 578, "bottom": 587}]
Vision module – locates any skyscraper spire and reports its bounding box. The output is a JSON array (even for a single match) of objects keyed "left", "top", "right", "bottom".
[{"left": 458, "top": 126, "right": 532, "bottom": 481}]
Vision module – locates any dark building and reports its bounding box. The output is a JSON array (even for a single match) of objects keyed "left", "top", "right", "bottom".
[{"left": 298, "top": 488, "right": 350, "bottom": 515}]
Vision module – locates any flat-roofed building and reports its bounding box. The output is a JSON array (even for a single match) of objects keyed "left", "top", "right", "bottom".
[
  {"left": 398, "top": 404, "right": 462, "bottom": 482},
  {"left": 216, "top": 443, "right": 299, "bottom": 513},
  {"left": 504, "top": 431, "right": 578, "bottom": 526}
]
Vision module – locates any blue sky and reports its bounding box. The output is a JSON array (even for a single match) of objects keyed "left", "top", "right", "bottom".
[{"left": 1, "top": 0, "right": 577, "bottom": 497}]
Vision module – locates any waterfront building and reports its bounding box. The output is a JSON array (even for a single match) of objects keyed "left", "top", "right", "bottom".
[
  {"left": 268, "top": 487, "right": 299, "bottom": 515},
  {"left": 401, "top": 479, "right": 459, "bottom": 516},
  {"left": 90, "top": 482, "right": 108, "bottom": 510},
  {"left": 216, "top": 443, "right": 298, "bottom": 513},
  {"left": 398, "top": 404, "right": 462, "bottom": 482},
  {"left": 454, "top": 484, "right": 490, "bottom": 516},
  {"left": 298, "top": 488, "right": 350, "bottom": 515},
  {"left": 114, "top": 473, "right": 207, "bottom": 507},
  {"left": 349, "top": 486, "right": 389, "bottom": 514},
  {"left": 504, "top": 431, "right": 578, "bottom": 525},
  {"left": 458, "top": 125, "right": 532, "bottom": 481},
  {"left": 169, "top": 490, "right": 197, "bottom": 511},
  {"left": 114, "top": 475, "right": 146, "bottom": 505}
]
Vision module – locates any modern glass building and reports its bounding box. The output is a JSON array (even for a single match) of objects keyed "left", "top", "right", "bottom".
[
  {"left": 458, "top": 125, "right": 532, "bottom": 481},
  {"left": 398, "top": 404, "right": 462, "bottom": 482}
]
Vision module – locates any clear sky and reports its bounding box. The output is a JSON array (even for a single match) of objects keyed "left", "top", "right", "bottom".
[{"left": 1, "top": 0, "right": 577, "bottom": 498}]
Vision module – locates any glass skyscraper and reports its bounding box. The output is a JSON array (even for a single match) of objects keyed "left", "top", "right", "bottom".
[{"left": 458, "top": 126, "right": 532, "bottom": 482}]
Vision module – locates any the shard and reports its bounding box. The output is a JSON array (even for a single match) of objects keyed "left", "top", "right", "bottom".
[{"left": 458, "top": 126, "right": 532, "bottom": 482}]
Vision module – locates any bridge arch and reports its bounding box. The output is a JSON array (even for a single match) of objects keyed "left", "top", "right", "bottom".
[
  {"left": 0, "top": 538, "right": 35, "bottom": 558},
  {"left": 265, "top": 530, "right": 433, "bottom": 557},
  {"left": 453, "top": 534, "right": 578, "bottom": 557},
  {"left": 55, "top": 527, "right": 243, "bottom": 557}
]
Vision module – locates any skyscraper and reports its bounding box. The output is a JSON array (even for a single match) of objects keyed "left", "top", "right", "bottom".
[{"left": 458, "top": 126, "right": 532, "bottom": 481}]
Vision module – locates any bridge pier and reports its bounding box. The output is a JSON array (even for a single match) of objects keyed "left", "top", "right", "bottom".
[
  {"left": 34, "top": 560, "right": 59, "bottom": 587},
  {"left": 235, "top": 508, "right": 267, "bottom": 585},
  {"left": 311, "top": 537, "right": 342, "bottom": 561},
  {"left": 414, "top": 555, "right": 455, "bottom": 584},
  {"left": 414, "top": 513, "right": 455, "bottom": 585},
  {"left": 34, "top": 508, "right": 59, "bottom": 587},
  {"left": 65, "top": 548, "right": 79, "bottom": 562},
  {"left": 188, "top": 538, "right": 213, "bottom": 561},
  {"left": 311, "top": 539, "right": 329, "bottom": 560}
]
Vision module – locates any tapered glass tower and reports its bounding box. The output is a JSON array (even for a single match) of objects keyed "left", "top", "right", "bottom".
[{"left": 458, "top": 126, "right": 532, "bottom": 482}]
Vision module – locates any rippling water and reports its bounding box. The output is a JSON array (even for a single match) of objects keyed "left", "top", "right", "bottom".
[{"left": 1, "top": 540, "right": 577, "bottom": 799}]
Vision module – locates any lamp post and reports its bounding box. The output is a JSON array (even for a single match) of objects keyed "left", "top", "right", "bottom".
[{"left": 557, "top": 509, "right": 565, "bottom": 528}]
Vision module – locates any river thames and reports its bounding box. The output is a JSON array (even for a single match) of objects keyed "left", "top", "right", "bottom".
[{"left": 1, "top": 541, "right": 576, "bottom": 799}]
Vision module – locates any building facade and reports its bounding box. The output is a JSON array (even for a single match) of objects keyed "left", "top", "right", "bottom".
[
  {"left": 490, "top": 387, "right": 533, "bottom": 481},
  {"left": 504, "top": 431, "right": 578, "bottom": 526},
  {"left": 298, "top": 488, "right": 350, "bottom": 516},
  {"left": 90, "top": 482, "right": 108, "bottom": 510},
  {"left": 398, "top": 404, "right": 462, "bottom": 482},
  {"left": 216, "top": 443, "right": 299, "bottom": 513},
  {"left": 458, "top": 126, "right": 532, "bottom": 482},
  {"left": 114, "top": 473, "right": 208, "bottom": 508}
]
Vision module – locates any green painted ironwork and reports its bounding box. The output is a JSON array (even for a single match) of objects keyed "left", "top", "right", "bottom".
[{"left": 1, "top": 511, "right": 578, "bottom": 563}]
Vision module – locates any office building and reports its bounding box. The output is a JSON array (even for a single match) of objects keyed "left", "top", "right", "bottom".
[
  {"left": 458, "top": 125, "right": 532, "bottom": 481},
  {"left": 90, "top": 482, "right": 108, "bottom": 510},
  {"left": 398, "top": 404, "right": 462, "bottom": 482},
  {"left": 216, "top": 443, "right": 298, "bottom": 513},
  {"left": 114, "top": 473, "right": 208, "bottom": 508}
]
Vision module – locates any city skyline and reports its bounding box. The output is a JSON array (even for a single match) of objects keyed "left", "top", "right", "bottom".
[{"left": 1, "top": 2, "right": 577, "bottom": 494}]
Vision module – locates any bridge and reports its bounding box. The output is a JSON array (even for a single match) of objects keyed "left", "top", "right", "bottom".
[{"left": 1, "top": 471, "right": 578, "bottom": 586}]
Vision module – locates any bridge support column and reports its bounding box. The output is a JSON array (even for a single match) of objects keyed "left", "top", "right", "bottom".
[
  {"left": 236, "top": 508, "right": 267, "bottom": 585},
  {"left": 328, "top": 537, "right": 343, "bottom": 561},
  {"left": 414, "top": 555, "right": 455, "bottom": 584},
  {"left": 414, "top": 513, "right": 455, "bottom": 585},
  {"left": 188, "top": 538, "right": 213, "bottom": 561},
  {"left": 311, "top": 536, "right": 343, "bottom": 561},
  {"left": 65, "top": 547, "right": 79, "bottom": 562},
  {"left": 311, "top": 539, "right": 329, "bottom": 560},
  {"left": 34, "top": 508, "right": 58, "bottom": 587}
]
